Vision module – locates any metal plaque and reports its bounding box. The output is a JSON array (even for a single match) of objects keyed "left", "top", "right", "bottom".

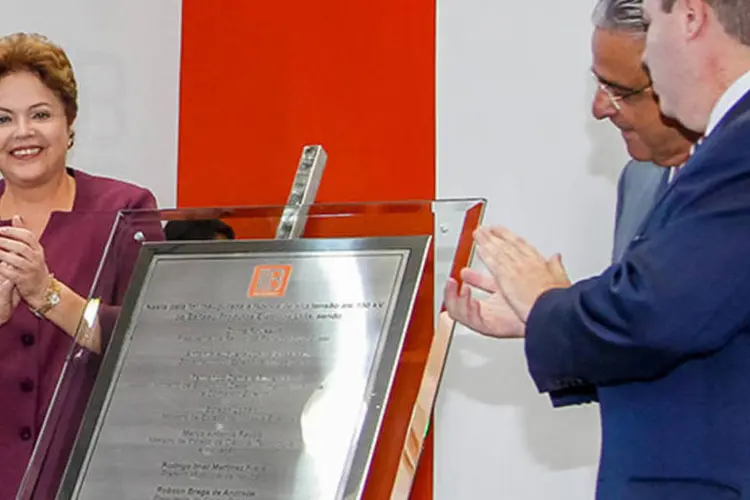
[{"left": 57, "top": 236, "right": 430, "bottom": 500}]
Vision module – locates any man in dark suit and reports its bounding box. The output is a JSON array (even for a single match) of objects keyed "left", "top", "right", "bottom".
[
  {"left": 445, "top": 0, "right": 750, "bottom": 498},
  {"left": 543, "top": 0, "right": 699, "bottom": 410},
  {"left": 589, "top": 0, "right": 698, "bottom": 261},
  {"left": 559, "top": 0, "right": 699, "bottom": 409}
]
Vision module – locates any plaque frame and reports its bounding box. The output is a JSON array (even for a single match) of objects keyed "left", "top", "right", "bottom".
[
  {"left": 16, "top": 197, "right": 487, "bottom": 500},
  {"left": 56, "top": 236, "right": 431, "bottom": 500}
]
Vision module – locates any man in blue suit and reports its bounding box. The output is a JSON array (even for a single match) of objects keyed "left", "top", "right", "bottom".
[{"left": 445, "top": 0, "right": 750, "bottom": 498}]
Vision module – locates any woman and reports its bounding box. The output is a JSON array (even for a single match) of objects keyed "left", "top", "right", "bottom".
[{"left": 0, "top": 32, "right": 161, "bottom": 498}]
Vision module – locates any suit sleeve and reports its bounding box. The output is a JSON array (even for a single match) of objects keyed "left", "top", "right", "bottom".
[
  {"left": 542, "top": 163, "right": 636, "bottom": 406},
  {"left": 525, "top": 174, "right": 750, "bottom": 393},
  {"left": 547, "top": 385, "right": 598, "bottom": 407}
]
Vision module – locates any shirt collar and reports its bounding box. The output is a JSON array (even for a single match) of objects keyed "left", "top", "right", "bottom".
[
  {"left": 665, "top": 72, "right": 750, "bottom": 183},
  {"left": 705, "top": 70, "right": 750, "bottom": 137}
]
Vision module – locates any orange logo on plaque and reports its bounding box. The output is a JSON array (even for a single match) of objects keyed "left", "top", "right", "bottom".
[{"left": 248, "top": 265, "right": 292, "bottom": 297}]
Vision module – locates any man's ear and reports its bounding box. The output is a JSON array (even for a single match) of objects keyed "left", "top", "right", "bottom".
[{"left": 681, "top": 0, "right": 711, "bottom": 41}]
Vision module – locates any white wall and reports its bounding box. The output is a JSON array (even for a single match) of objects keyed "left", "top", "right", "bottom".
[
  {"left": 436, "top": 1, "right": 630, "bottom": 499},
  {"left": 0, "top": 0, "right": 182, "bottom": 208}
]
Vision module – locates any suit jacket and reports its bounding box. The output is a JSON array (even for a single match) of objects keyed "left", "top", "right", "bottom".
[
  {"left": 525, "top": 90, "right": 750, "bottom": 499},
  {"left": 612, "top": 160, "right": 671, "bottom": 263}
]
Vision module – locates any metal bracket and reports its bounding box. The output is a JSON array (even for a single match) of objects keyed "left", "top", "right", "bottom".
[{"left": 274, "top": 145, "right": 328, "bottom": 240}]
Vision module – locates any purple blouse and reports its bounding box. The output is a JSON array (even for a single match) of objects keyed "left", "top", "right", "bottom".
[{"left": 0, "top": 168, "right": 160, "bottom": 499}]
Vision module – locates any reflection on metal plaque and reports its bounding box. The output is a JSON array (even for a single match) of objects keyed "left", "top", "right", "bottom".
[
  {"left": 276, "top": 145, "right": 327, "bottom": 240},
  {"left": 57, "top": 237, "right": 429, "bottom": 500}
]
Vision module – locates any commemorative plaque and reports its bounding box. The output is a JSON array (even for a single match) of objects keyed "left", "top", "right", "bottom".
[{"left": 56, "top": 236, "right": 430, "bottom": 500}]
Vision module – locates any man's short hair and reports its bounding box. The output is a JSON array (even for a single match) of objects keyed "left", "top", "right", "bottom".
[
  {"left": 660, "top": 0, "right": 750, "bottom": 46},
  {"left": 164, "top": 219, "right": 236, "bottom": 241},
  {"left": 593, "top": 0, "right": 647, "bottom": 34}
]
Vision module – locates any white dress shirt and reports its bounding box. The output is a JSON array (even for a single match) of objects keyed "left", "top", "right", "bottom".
[
  {"left": 667, "top": 165, "right": 680, "bottom": 183},
  {"left": 705, "top": 69, "right": 750, "bottom": 137},
  {"left": 667, "top": 73, "right": 750, "bottom": 183}
]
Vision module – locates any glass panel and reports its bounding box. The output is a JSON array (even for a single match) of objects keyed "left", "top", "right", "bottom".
[{"left": 18, "top": 199, "right": 485, "bottom": 500}]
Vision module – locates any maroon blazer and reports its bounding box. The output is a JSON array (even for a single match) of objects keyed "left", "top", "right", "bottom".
[{"left": 0, "top": 168, "right": 161, "bottom": 499}]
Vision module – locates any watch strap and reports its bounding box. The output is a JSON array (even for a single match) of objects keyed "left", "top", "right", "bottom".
[{"left": 30, "top": 274, "right": 61, "bottom": 319}]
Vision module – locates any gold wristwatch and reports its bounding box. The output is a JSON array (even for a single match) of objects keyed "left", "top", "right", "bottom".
[{"left": 30, "top": 274, "right": 61, "bottom": 318}]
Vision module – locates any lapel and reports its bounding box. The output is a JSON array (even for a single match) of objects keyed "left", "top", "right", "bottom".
[{"left": 626, "top": 89, "right": 750, "bottom": 243}]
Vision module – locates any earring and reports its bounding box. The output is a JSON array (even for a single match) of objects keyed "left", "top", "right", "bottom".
[{"left": 67, "top": 131, "right": 75, "bottom": 149}]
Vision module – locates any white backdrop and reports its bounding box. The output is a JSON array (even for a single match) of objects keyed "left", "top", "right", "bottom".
[
  {"left": 0, "top": 0, "right": 182, "bottom": 208},
  {"left": 435, "top": 1, "right": 630, "bottom": 499}
]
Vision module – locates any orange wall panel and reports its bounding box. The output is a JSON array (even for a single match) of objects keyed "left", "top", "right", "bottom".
[
  {"left": 177, "top": 0, "right": 437, "bottom": 497},
  {"left": 177, "top": 0, "right": 436, "bottom": 207}
]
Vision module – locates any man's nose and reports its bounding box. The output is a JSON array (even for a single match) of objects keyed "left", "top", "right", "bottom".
[{"left": 592, "top": 88, "right": 617, "bottom": 120}]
